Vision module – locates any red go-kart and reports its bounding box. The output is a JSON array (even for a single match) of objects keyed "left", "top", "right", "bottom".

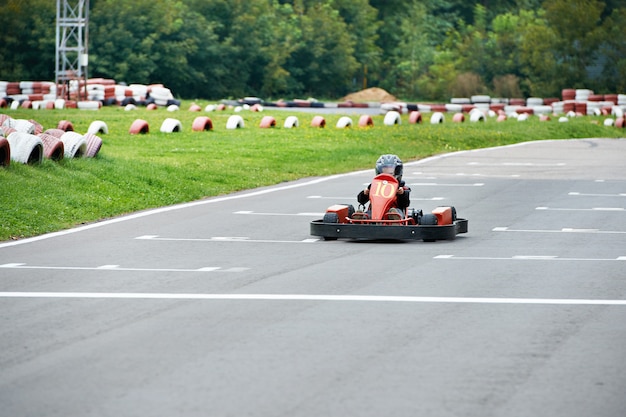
[{"left": 310, "top": 173, "right": 468, "bottom": 241}]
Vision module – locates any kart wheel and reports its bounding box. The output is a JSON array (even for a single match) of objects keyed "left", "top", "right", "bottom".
[
  {"left": 323, "top": 212, "right": 339, "bottom": 223},
  {"left": 451, "top": 206, "right": 457, "bottom": 221},
  {"left": 341, "top": 204, "right": 355, "bottom": 218},
  {"left": 420, "top": 213, "right": 438, "bottom": 225}
]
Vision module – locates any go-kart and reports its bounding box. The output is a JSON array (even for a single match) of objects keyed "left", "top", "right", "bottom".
[{"left": 310, "top": 173, "right": 468, "bottom": 242}]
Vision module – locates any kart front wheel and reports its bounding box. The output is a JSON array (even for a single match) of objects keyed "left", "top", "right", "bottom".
[{"left": 322, "top": 212, "right": 339, "bottom": 240}]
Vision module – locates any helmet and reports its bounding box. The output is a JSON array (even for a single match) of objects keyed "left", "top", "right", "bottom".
[{"left": 375, "top": 154, "right": 403, "bottom": 181}]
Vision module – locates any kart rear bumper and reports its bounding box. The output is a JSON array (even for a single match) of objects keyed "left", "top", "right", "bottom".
[{"left": 310, "top": 218, "right": 468, "bottom": 241}]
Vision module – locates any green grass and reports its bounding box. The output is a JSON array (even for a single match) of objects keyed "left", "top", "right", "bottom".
[{"left": 1, "top": 102, "right": 624, "bottom": 241}]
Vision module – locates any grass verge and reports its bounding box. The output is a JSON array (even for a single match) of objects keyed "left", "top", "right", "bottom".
[{"left": 1, "top": 102, "right": 623, "bottom": 241}]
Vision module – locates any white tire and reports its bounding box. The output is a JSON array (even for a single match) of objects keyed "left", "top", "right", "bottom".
[
  {"left": 336, "top": 116, "right": 353, "bottom": 128},
  {"left": 283, "top": 116, "right": 299, "bottom": 128},
  {"left": 60, "top": 131, "right": 87, "bottom": 158},
  {"left": 160, "top": 118, "right": 182, "bottom": 133},
  {"left": 166, "top": 104, "right": 180, "bottom": 112},
  {"left": 7, "top": 132, "right": 44, "bottom": 164},
  {"left": 88, "top": 120, "right": 109, "bottom": 135},
  {"left": 383, "top": 111, "right": 401, "bottom": 126},
  {"left": 430, "top": 112, "right": 445, "bottom": 124},
  {"left": 603, "top": 118, "right": 615, "bottom": 126},
  {"left": 226, "top": 115, "right": 244, "bottom": 129},
  {"left": 469, "top": 109, "right": 485, "bottom": 122}
]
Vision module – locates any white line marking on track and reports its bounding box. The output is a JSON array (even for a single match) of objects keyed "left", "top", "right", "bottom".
[
  {"left": 569, "top": 192, "right": 626, "bottom": 197},
  {"left": 0, "top": 264, "right": 249, "bottom": 272},
  {"left": 492, "top": 227, "right": 626, "bottom": 234},
  {"left": 307, "top": 195, "right": 445, "bottom": 201},
  {"left": 1, "top": 292, "right": 625, "bottom": 305},
  {"left": 135, "top": 235, "right": 319, "bottom": 243},
  {"left": 234, "top": 211, "right": 323, "bottom": 217},
  {"left": 409, "top": 182, "right": 484, "bottom": 187},
  {"left": 467, "top": 162, "right": 566, "bottom": 167},
  {"left": 435, "top": 255, "right": 626, "bottom": 261},
  {"left": 536, "top": 207, "right": 624, "bottom": 211}
]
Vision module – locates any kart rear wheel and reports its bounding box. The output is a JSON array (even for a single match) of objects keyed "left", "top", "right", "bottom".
[
  {"left": 322, "top": 212, "right": 339, "bottom": 240},
  {"left": 420, "top": 213, "right": 438, "bottom": 225}
]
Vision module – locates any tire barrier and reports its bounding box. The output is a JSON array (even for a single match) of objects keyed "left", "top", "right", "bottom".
[
  {"left": 43, "top": 128, "right": 66, "bottom": 138},
  {"left": 558, "top": 117, "right": 569, "bottom": 123},
  {"left": 84, "top": 133, "right": 103, "bottom": 157},
  {"left": 57, "top": 120, "right": 74, "bottom": 131},
  {"left": 336, "top": 116, "right": 353, "bottom": 128},
  {"left": 250, "top": 104, "right": 263, "bottom": 112},
  {"left": 129, "top": 119, "right": 150, "bottom": 134},
  {"left": 259, "top": 116, "right": 276, "bottom": 128},
  {"left": 517, "top": 113, "right": 529, "bottom": 121},
  {"left": 192, "top": 116, "right": 213, "bottom": 132},
  {"left": 88, "top": 120, "right": 109, "bottom": 135},
  {"left": 0, "top": 137, "right": 10, "bottom": 167},
  {"left": 616, "top": 118, "right": 625, "bottom": 128},
  {"left": 226, "top": 115, "right": 244, "bottom": 129},
  {"left": 358, "top": 115, "right": 374, "bottom": 127},
  {"left": 166, "top": 104, "right": 180, "bottom": 112},
  {"left": 77, "top": 101, "right": 101, "bottom": 110},
  {"left": 38, "top": 133, "right": 65, "bottom": 160},
  {"left": 408, "top": 111, "right": 422, "bottom": 124},
  {"left": 283, "top": 116, "right": 299, "bottom": 128},
  {"left": 383, "top": 111, "right": 401, "bottom": 126},
  {"left": 189, "top": 104, "right": 202, "bottom": 112},
  {"left": 124, "top": 104, "right": 137, "bottom": 111},
  {"left": 205, "top": 104, "right": 216, "bottom": 112},
  {"left": 146, "top": 103, "right": 158, "bottom": 111},
  {"left": 469, "top": 109, "right": 485, "bottom": 122},
  {"left": 430, "top": 112, "right": 445, "bottom": 124},
  {"left": 13, "top": 119, "right": 36, "bottom": 134},
  {"left": 497, "top": 114, "right": 507, "bottom": 122},
  {"left": 452, "top": 113, "right": 465, "bottom": 123},
  {"left": 60, "top": 131, "right": 87, "bottom": 158},
  {"left": 29, "top": 119, "right": 43, "bottom": 134},
  {"left": 603, "top": 118, "right": 615, "bottom": 126},
  {"left": 7, "top": 132, "right": 44, "bottom": 164},
  {"left": 311, "top": 116, "right": 326, "bottom": 128},
  {"left": 539, "top": 115, "right": 551, "bottom": 122},
  {"left": 160, "top": 118, "right": 182, "bottom": 133}
]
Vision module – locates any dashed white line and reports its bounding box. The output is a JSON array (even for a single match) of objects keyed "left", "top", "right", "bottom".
[
  {"left": 569, "top": 192, "right": 626, "bottom": 197},
  {"left": 492, "top": 227, "right": 626, "bottom": 234},
  {"left": 536, "top": 207, "right": 624, "bottom": 211},
  {"left": 434, "top": 255, "right": 626, "bottom": 261},
  {"left": 135, "top": 235, "right": 319, "bottom": 243},
  {"left": 0, "top": 292, "right": 624, "bottom": 305}
]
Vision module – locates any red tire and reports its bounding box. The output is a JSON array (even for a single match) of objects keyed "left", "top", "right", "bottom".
[
  {"left": 189, "top": 104, "right": 202, "bottom": 112},
  {"left": 311, "top": 116, "right": 326, "bottom": 128},
  {"left": 57, "top": 120, "right": 74, "bottom": 131},
  {"left": 408, "top": 111, "right": 422, "bottom": 124},
  {"left": 192, "top": 116, "right": 213, "bottom": 132},
  {"left": 259, "top": 116, "right": 276, "bottom": 128},
  {"left": 129, "top": 119, "right": 150, "bottom": 134},
  {"left": 616, "top": 118, "right": 625, "bottom": 128},
  {"left": 0, "top": 137, "right": 10, "bottom": 167},
  {"left": 358, "top": 115, "right": 374, "bottom": 127},
  {"left": 43, "top": 128, "right": 66, "bottom": 138},
  {"left": 38, "top": 133, "right": 65, "bottom": 160},
  {"left": 452, "top": 113, "right": 465, "bottom": 123},
  {"left": 84, "top": 133, "right": 103, "bottom": 157}
]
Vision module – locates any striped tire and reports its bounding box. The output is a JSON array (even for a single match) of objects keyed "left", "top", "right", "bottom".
[
  {"left": 336, "top": 116, "right": 353, "bottom": 128},
  {"left": 7, "top": 132, "right": 44, "bottom": 164},
  {"left": 60, "top": 131, "right": 87, "bottom": 158},
  {"left": 57, "top": 120, "right": 74, "bottom": 131},
  {"left": 283, "top": 116, "right": 299, "bottom": 128},
  {"left": 259, "top": 116, "right": 277, "bottom": 128},
  {"left": 383, "top": 111, "right": 401, "bottom": 126},
  {"left": 129, "top": 119, "right": 150, "bottom": 134},
  {"left": 226, "top": 115, "right": 244, "bottom": 129},
  {"left": 408, "top": 111, "right": 422, "bottom": 124},
  {"left": 43, "top": 128, "right": 66, "bottom": 138},
  {"left": 88, "top": 120, "right": 109, "bottom": 135},
  {"left": 358, "top": 115, "right": 374, "bottom": 127},
  {"left": 38, "top": 133, "right": 65, "bottom": 160},
  {"left": 192, "top": 116, "right": 213, "bottom": 132},
  {"left": 311, "top": 116, "right": 326, "bottom": 128},
  {"left": 84, "top": 133, "right": 103, "bottom": 157},
  {"left": 160, "top": 118, "right": 182, "bottom": 133},
  {"left": 0, "top": 137, "right": 10, "bottom": 166}
]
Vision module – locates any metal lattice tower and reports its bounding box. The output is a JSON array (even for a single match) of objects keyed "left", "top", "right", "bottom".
[{"left": 55, "top": 0, "right": 90, "bottom": 99}]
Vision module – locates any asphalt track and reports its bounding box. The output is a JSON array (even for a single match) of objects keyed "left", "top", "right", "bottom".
[{"left": 1, "top": 138, "right": 625, "bottom": 417}]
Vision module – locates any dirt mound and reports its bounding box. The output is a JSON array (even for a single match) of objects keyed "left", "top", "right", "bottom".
[{"left": 342, "top": 87, "right": 397, "bottom": 103}]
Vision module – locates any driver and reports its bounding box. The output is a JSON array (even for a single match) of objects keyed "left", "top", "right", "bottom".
[{"left": 356, "top": 154, "right": 411, "bottom": 219}]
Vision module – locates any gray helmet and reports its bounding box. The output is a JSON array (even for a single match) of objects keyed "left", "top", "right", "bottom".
[{"left": 375, "top": 154, "right": 403, "bottom": 181}]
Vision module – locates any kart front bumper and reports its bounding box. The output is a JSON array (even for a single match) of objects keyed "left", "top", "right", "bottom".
[{"left": 310, "top": 218, "right": 468, "bottom": 241}]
